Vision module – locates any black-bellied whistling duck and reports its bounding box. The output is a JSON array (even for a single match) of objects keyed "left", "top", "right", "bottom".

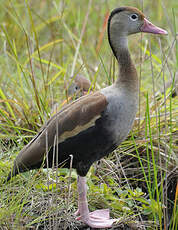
[
  {"left": 51, "top": 75, "right": 91, "bottom": 114},
  {"left": 68, "top": 75, "right": 91, "bottom": 98},
  {"left": 7, "top": 7, "right": 167, "bottom": 229}
]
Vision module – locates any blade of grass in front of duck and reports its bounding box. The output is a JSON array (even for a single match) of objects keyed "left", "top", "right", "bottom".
[
  {"left": 109, "top": 56, "right": 116, "bottom": 84},
  {"left": 145, "top": 101, "right": 151, "bottom": 190},
  {"left": 131, "top": 132, "right": 152, "bottom": 197},
  {"left": 147, "top": 41, "right": 156, "bottom": 192},
  {"left": 168, "top": 76, "right": 177, "bottom": 230},
  {"left": 140, "top": 45, "right": 162, "bottom": 64},
  {"left": 149, "top": 40, "right": 166, "bottom": 227},
  {"left": 170, "top": 182, "right": 178, "bottom": 230},
  {"left": 146, "top": 93, "right": 163, "bottom": 228},
  {"left": 98, "top": 54, "right": 110, "bottom": 85},
  {"left": 89, "top": 65, "right": 101, "bottom": 92},
  {"left": 131, "top": 132, "right": 161, "bottom": 228},
  {"left": 159, "top": 36, "right": 170, "bottom": 229},
  {"left": 157, "top": 107, "right": 166, "bottom": 227}
]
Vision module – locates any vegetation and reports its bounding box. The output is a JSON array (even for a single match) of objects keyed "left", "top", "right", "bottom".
[{"left": 0, "top": 0, "right": 177, "bottom": 229}]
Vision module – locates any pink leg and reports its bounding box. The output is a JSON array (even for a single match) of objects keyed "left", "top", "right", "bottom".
[{"left": 75, "top": 176, "right": 117, "bottom": 228}]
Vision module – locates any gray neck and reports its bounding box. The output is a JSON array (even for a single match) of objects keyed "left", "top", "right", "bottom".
[{"left": 108, "top": 31, "right": 139, "bottom": 90}]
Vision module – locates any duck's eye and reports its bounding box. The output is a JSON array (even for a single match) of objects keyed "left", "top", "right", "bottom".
[
  {"left": 75, "top": 85, "right": 79, "bottom": 90},
  {"left": 130, "top": 14, "right": 138, "bottom": 21}
]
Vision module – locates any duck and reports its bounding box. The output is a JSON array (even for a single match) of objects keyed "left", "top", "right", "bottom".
[
  {"left": 51, "top": 75, "right": 91, "bottom": 114},
  {"left": 68, "top": 75, "right": 91, "bottom": 98},
  {"left": 7, "top": 6, "right": 167, "bottom": 229}
]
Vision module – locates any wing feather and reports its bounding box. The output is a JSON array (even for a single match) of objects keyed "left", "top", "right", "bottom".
[{"left": 9, "top": 92, "right": 108, "bottom": 178}]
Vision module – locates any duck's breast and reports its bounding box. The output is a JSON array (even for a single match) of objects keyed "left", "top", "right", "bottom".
[{"left": 101, "top": 85, "right": 138, "bottom": 145}]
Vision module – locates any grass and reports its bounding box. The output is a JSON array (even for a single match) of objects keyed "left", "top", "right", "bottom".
[{"left": 0, "top": 0, "right": 177, "bottom": 229}]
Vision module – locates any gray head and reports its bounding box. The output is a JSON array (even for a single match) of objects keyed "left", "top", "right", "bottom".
[
  {"left": 108, "top": 7, "right": 167, "bottom": 57},
  {"left": 108, "top": 6, "right": 167, "bottom": 36},
  {"left": 68, "top": 75, "right": 91, "bottom": 98},
  {"left": 108, "top": 7, "right": 145, "bottom": 37}
]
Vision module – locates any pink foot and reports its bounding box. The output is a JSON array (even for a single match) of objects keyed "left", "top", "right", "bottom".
[
  {"left": 76, "top": 177, "right": 117, "bottom": 228},
  {"left": 74, "top": 208, "right": 80, "bottom": 216},
  {"left": 76, "top": 209, "right": 117, "bottom": 228}
]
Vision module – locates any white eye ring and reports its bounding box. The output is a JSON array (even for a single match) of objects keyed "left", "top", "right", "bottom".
[{"left": 130, "top": 14, "right": 138, "bottom": 21}]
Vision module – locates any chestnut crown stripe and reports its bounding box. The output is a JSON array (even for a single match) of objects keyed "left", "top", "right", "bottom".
[{"left": 108, "top": 6, "right": 144, "bottom": 23}]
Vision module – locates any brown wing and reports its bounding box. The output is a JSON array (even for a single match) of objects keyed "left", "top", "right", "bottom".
[{"left": 8, "top": 92, "right": 107, "bottom": 179}]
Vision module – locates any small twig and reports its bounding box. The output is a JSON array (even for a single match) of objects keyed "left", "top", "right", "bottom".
[
  {"left": 158, "top": 37, "right": 168, "bottom": 230},
  {"left": 55, "top": 112, "right": 59, "bottom": 226},
  {"left": 138, "top": 0, "right": 144, "bottom": 132},
  {"left": 52, "top": 134, "right": 57, "bottom": 227},
  {"left": 67, "top": 154, "right": 73, "bottom": 208},
  {"left": 156, "top": 37, "right": 176, "bottom": 81},
  {"left": 45, "top": 129, "right": 52, "bottom": 229}
]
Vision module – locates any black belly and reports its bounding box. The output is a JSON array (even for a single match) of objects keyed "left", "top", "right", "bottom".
[{"left": 44, "top": 119, "right": 117, "bottom": 177}]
